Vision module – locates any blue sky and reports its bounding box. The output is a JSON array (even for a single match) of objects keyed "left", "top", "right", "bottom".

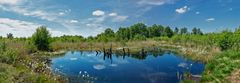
[{"left": 0, "top": 0, "right": 239, "bottom": 37}]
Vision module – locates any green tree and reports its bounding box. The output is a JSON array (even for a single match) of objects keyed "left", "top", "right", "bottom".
[
  {"left": 218, "top": 30, "right": 233, "bottom": 51},
  {"left": 104, "top": 28, "right": 115, "bottom": 37},
  {"left": 133, "top": 34, "right": 146, "bottom": 40},
  {"left": 32, "top": 26, "right": 51, "bottom": 51},
  {"left": 164, "top": 26, "right": 174, "bottom": 38},
  {"left": 235, "top": 26, "right": 240, "bottom": 34},
  {"left": 148, "top": 24, "right": 165, "bottom": 37},
  {"left": 116, "top": 27, "right": 131, "bottom": 41},
  {"left": 6, "top": 33, "right": 13, "bottom": 39},
  {"left": 197, "top": 28, "right": 203, "bottom": 35},
  {"left": 192, "top": 27, "right": 198, "bottom": 35},
  {"left": 174, "top": 27, "right": 179, "bottom": 34},
  {"left": 180, "top": 27, "right": 188, "bottom": 34},
  {"left": 130, "top": 23, "right": 148, "bottom": 38}
]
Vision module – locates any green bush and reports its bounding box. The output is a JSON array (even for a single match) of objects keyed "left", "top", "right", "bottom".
[
  {"left": 26, "top": 41, "right": 37, "bottom": 54},
  {"left": 0, "top": 41, "right": 6, "bottom": 54},
  {"left": 0, "top": 49, "right": 19, "bottom": 64},
  {"left": 133, "top": 34, "right": 146, "bottom": 41},
  {"left": 32, "top": 26, "right": 51, "bottom": 51},
  {"left": 202, "top": 51, "right": 240, "bottom": 82}
]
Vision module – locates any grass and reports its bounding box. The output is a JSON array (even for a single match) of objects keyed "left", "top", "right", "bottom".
[
  {"left": 201, "top": 51, "right": 240, "bottom": 82},
  {"left": 0, "top": 39, "right": 66, "bottom": 83}
]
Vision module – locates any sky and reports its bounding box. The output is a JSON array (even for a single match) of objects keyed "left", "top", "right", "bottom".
[{"left": 0, "top": 0, "right": 239, "bottom": 37}]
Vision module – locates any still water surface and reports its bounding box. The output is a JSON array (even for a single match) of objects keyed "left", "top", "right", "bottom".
[{"left": 51, "top": 51, "right": 204, "bottom": 83}]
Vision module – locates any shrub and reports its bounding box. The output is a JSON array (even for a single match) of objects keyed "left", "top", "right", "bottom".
[
  {"left": 0, "top": 49, "right": 19, "bottom": 64},
  {"left": 133, "top": 34, "right": 146, "bottom": 41},
  {"left": 25, "top": 41, "right": 37, "bottom": 54},
  {"left": 32, "top": 26, "right": 51, "bottom": 51},
  {"left": 7, "top": 33, "right": 13, "bottom": 39},
  {"left": 0, "top": 41, "right": 6, "bottom": 54}
]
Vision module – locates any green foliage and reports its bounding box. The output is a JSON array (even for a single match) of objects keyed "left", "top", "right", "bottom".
[
  {"left": 26, "top": 40, "right": 37, "bottom": 54},
  {"left": 7, "top": 33, "right": 13, "bottom": 39},
  {"left": 133, "top": 34, "right": 146, "bottom": 40},
  {"left": 148, "top": 24, "right": 165, "bottom": 37},
  {"left": 164, "top": 26, "right": 174, "bottom": 38},
  {"left": 129, "top": 23, "right": 148, "bottom": 38},
  {"left": 94, "top": 23, "right": 188, "bottom": 41},
  {"left": 217, "top": 30, "right": 233, "bottom": 51},
  {"left": 192, "top": 27, "right": 203, "bottom": 35},
  {"left": 180, "top": 27, "right": 188, "bottom": 34},
  {"left": 174, "top": 27, "right": 179, "bottom": 34},
  {"left": 0, "top": 41, "right": 6, "bottom": 53},
  {"left": 202, "top": 51, "right": 240, "bottom": 82},
  {"left": 32, "top": 26, "right": 51, "bottom": 51},
  {"left": 52, "top": 35, "right": 84, "bottom": 42},
  {"left": 0, "top": 49, "right": 19, "bottom": 64},
  {"left": 0, "top": 63, "right": 17, "bottom": 83},
  {"left": 116, "top": 27, "right": 131, "bottom": 41}
]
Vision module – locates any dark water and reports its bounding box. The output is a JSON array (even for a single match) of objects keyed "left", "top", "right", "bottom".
[{"left": 51, "top": 51, "right": 205, "bottom": 83}]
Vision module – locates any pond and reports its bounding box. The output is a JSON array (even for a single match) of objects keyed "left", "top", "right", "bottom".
[{"left": 51, "top": 51, "right": 205, "bottom": 83}]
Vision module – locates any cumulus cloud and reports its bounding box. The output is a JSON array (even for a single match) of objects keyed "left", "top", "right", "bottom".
[
  {"left": 176, "top": 6, "right": 190, "bottom": 14},
  {"left": 0, "top": 18, "right": 65, "bottom": 37},
  {"left": 109, "top": 13, "right": 118, "bottom": 17},
  {"left": 137, "top": 0, "right": 176, "bottom": 6},
  {"left": 92, "top": 10, "right": 105, "bottom": 16},
  {"left": 58, "top": 12, "right": 65, "bottom": 16},
  {"left": 206, "top": 18, "right": 215, "bottom": 22},
  {"left": 69, "top": 20, "right": 78, "bottom": 23}
]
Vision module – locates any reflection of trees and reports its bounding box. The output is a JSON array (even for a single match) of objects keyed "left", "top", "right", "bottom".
[
  {"left": 104, "top": 48, "right": 166, "bottom": 61},
  {"left": 103, "top": 52, "right": 113, "bottom": 64}
]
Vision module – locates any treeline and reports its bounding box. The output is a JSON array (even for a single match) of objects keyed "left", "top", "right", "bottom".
[
  {"left": 49, "top": 23, "right": 203, "bottom": 42},
  {"left": 94, "top": 23, "right": 203, "bottom": 42}
]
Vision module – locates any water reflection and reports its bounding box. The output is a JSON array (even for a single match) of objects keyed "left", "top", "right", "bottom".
[{"left": 51, "top": 50, "right": 205, "bottom": 83}]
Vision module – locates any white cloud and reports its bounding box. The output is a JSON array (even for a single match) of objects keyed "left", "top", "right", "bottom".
[
  {"left": 0, "top": 18, "right": 65, "bottom": 37},
  {"left": 0, "top": 6, "right": 58, "bottom": 22},
  {"left": 69, "top": 20, "right": 78, "bottom": 23},
  {"left": 112, "top": 15, "right": 128, "bottom": 22},
  {"left": 196, "top": 11, "right": 200, "bottom": 14},
  {"left": 58, "top": 12, "right": 65, "bottom": 16},
  {"left": 92, "top": 10, "right": 105, "bottom": 16},
  {"left": 176, "top": 6, "right": 190, "bottom": 14},
  {"left": 0, "top": 0, "right": 21, "bottom": 5},
  {"left": 137, "top": 0, "right": 176, "bottom": 6},
  {"left": 108, "top": 12, "right": 128, "bottom": 22},
  {"left": 206, "top": 18, "right": 215, "bottom": 22},
  {"left": 109, "top": 13, "right": 118, "bottom": 16},
  {"left": 87, "top": 16, "right": 106, "bottom": 23}
]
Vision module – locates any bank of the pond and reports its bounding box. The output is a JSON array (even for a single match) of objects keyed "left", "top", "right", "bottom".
[
  {"left": 51, "top": 40, "right": 220, "bottom": 63},
  {"left": 0, "top": 50, "right": 69, "bottom": 83}
]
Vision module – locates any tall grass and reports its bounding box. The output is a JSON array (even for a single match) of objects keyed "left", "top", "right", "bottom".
[{"left": 201, "top": 51, "right": 240, "bottom": 82}]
